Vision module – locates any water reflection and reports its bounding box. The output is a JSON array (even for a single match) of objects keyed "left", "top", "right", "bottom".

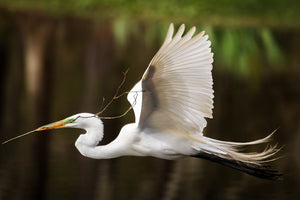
[{"left": 0, "top": 12, "right": 299, "bottom": 200}]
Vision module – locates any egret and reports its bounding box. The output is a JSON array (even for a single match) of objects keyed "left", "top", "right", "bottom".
[{"left": 3, "top": 24, "right": 280, "bottom": 180}]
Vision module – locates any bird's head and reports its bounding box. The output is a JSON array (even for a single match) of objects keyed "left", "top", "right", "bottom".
[
  {"left": 2, "top": 113, "right": 104, "bottom": 144},
  {"left": 36, "top": 113, "right": 103, "bottom": 131},
  {"left": 1, "top": 113, "right": 103, "bottom": 144}
]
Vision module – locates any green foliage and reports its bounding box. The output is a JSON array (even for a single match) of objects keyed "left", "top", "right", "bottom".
[
  {"left": 211, "top": 27, "right": 285, "bottom": 83},
  {"left": 0, "top": 0, "right": 299, "bottom": 28},
  {"left": 113, "top": 18, "right": 132, "bottom": 48},
  {"left": 0, "top": 0, "right": 291, "bottom": 82},
  {"left": 112, "top": 20, "right": 286, "bottom": 81},
  {"left": 260, "top": 29, "right": 283, "bottom": 68}
]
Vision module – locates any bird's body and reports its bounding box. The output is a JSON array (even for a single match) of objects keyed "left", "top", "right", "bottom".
[
  {"left": 74, "top": 115, "right": 196, "bottom": 160},
  {"left": 4, "top": 23, "right": 280, "bottom": 179}
]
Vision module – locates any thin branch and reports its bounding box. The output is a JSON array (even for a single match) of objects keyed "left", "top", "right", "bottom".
[
  {"left": 100, "top": 105, "right": 133, "bottom": 120},
  {"left": 99, "top": 97, "right": 106, "bottom": 111},
  {"left": 95, "top": 69, "right": 130, "bottom": 117},
  {"left": 2, "top": 129, "right": 37, "bottom": 144},
  {"left": 100, "top": 89, "right": 139, "bottom": 120}
]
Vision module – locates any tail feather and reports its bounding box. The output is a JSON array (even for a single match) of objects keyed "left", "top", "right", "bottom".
[
  {"left": 192, "top": 131, "right": 281, "bottom": 180},
  {"left": 192, "top": 152, "right": 282, "bottom": 180}
]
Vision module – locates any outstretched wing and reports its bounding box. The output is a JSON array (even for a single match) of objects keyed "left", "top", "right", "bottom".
[{"left": 127, "top": 23, "right": 214, "bottom": 135}]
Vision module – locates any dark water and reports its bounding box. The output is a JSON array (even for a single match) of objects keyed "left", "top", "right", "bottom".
[{"left": 0, "top": 12, "right": 300, "bottom": 200}]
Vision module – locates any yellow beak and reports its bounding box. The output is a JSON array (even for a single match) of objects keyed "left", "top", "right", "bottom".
[
  {"left": 2, "top": 119, "right": 68, "bottom": 144},
  {"left": 36, "top": 120, "right": 67, "bottom": 131}
]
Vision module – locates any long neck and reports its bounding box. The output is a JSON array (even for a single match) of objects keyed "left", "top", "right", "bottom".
[{"left": 75, "top": 126, "right": 124, "bottom": 159}]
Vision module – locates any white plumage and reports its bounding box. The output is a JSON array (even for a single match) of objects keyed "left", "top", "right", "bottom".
[
  {"left": 128, "top": 24, "right": 213, "bottom": 134},
  {"left": 8, "top": 23, "right": 280, "bottom": 179}
]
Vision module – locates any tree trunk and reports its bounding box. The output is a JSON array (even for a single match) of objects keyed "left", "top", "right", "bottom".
[{"left": 16, "top": 13, "right": 54, "bottom": 200}]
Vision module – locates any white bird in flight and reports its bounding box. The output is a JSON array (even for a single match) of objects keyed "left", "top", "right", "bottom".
[{"left": 3, "top": 24, "right": 280, "bottom": 180}]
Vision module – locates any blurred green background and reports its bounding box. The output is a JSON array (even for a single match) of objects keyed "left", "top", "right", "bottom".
[{"left": 0, "top": 0, "right": 300, "bottom": 200}]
